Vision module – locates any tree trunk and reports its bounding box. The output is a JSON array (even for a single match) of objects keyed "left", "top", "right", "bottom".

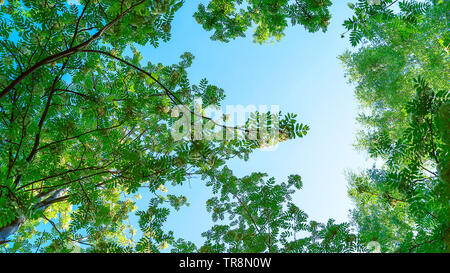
[{"left": 0, "top": 188, "right": 67, "bottom": 243}]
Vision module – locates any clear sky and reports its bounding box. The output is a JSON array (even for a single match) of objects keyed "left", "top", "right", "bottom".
[{"left": 133, "top": 1, "right": 374, "bottom": 246}]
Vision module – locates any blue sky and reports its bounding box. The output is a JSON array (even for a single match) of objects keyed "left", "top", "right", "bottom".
[{"left": 132, "top": 1, "right": 375, "bottom": 246}]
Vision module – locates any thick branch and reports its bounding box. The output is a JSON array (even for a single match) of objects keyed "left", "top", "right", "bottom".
[
  {"left": 0, "top": 0, "right": 147, "bottom": 100},
  {"left": 80, "top": 49, "right": 252, "bottom": 134}
]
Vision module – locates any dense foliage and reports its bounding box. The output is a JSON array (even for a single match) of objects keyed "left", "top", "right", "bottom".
[
  {"left": 340, "top": 0, "right": 449, "bottom": 252},
  {"left": 194, "top": 0, "right": 332, "bottom": 43},
  {"left": 0, "top": 0, "right": 448, "bottom": 253},
  {"left": 197, "top": 168, "right": 359, "bottom": 253},
  {"left": 0, "top": 0, "right": 332, "bottom": 252}
]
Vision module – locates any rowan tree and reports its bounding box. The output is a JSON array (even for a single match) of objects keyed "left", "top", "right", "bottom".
[{"left": 0, "top": 0, "right": 327, "bottom": 252}]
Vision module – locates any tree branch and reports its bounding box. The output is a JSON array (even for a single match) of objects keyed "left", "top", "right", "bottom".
[{"left": 0, "top": 0, "right": 147, "bottom": 100}]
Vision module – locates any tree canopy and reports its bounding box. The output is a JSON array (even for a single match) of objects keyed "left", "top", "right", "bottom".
[
  {"left": 194, "top": 0, "right": 332, "bottom": 43},
  {"left": 0, "top": 0, "right": 335, "bottom": 252},
  {"left": 0, "top": 0, "right": 448, "bottom": 253},
  {"left": 340, "top": 0, "right": 449, "bottom": 252}
]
